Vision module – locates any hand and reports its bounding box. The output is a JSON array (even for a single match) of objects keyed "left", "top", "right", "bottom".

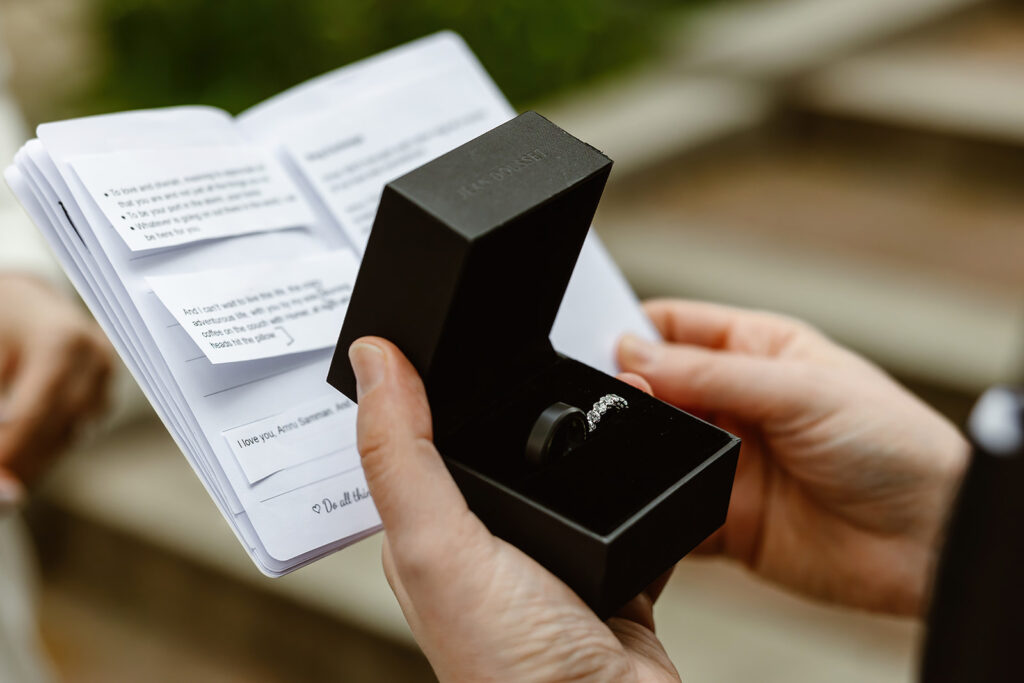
[
  {"left": 350, "top": 338, "right": 680, "bottom": 683},
  {"left": 618, "top": 299, "right": 968, "bottom": 616},
  {"left": 0, "top": 274, "right": 113, "bottom": 507}
]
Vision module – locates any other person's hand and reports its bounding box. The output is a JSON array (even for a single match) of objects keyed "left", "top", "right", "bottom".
[
  {"left": 0, "top": 274, "right": 113, "bottom": 506},
  {"left": 350, "top": 338, "right": 680, "bottom": 683},
  {"left": 618, "top": 299, "right": 968, "bottom": 616}
]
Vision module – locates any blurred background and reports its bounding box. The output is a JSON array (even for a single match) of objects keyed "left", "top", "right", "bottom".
[{"left": 2, "top": 0, "right": 1022, "bottom": 680}]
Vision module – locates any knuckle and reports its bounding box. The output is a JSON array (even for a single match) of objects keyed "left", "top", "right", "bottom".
[
  {"left": 82, "top": 329, "right": 113, "bottom": 365},
  {"left": 356, "top": 416, "right": 391, "bottom": 462},
  {"left": 756, "top": 310, "right": 810, "bottom": 335},
  {"left": 394, "top": 540, "right": 431, "bottom": 575},
  {"left": 411, "top": 436, "right": 438, "bottom": 461},
  {"left": 781, "top": 314, "right": 823, "bottom": 340},
  {"left": 92, "top": 345, "right": 115, "bottom": 381},
  {"left": 44, "top": 318, "right": 106, "bottom": 355},
  {"left": 393, "top": 535, "right": 448, "bottom": 583},
  {"left": 34, "top": 331, "right": 111, "bottom": 393},
  {"left": 748, "top": 311, "right": 824, "bottom": 354},
  {"left": 46, "top": 325, "right": 94, "bottom": 359},
  {"left": 683, "top": 357, "right": 720, "bottom": 393},
  {"left": 380, "top": 546, "right": 401, "bottom": 591},
  {"left": 357, "top": 434, "right": 392, "bottom": 481},
  {"left": 411, "top": 395, "right": 434, "bottom": 441}
]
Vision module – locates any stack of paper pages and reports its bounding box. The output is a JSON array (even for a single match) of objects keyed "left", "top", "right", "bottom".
[{"left": 4, "top": 33, "right": 655, "bottom": 575}]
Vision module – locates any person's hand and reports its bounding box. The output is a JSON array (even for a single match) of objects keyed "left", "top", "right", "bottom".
[
  {"left": 350, "top": 337, "right": 680, "bottom": 683},
  {"left": 0, "top": 274, "right": 113, "bottom": 507},
  {"left": 618, "top": 299, "right": 969, "bottom": 616}
]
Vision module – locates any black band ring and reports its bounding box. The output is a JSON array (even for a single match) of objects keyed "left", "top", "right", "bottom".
[{"left": 525, "top": 402, "right": 588, "bottom": 465}]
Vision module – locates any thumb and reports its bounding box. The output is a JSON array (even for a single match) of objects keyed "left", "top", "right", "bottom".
[
  {"left": 349, "top": 337, "right": 483, "bottom": 550},
  {"left": 618, "top": 334, "right": 811, "bottom": 423}
]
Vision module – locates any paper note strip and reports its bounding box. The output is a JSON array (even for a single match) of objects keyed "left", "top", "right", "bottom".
[
  {"left": 148, "top": 250, "right": 357, "bottom": 363},
  {"left": 224, "top": 394, "right": 358, "bottom": 483},
  {"left": 220, "top": 393, "right": 356, "bottom": 483},
  {"left": 70, "top": 145, "right": 316, "bottom": 251}
]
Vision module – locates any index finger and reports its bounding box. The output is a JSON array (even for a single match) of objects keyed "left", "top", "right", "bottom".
[
  {"left": 643, "top": 299, "right": 810, "bottom": 355},
  {"left": 0, "top": 349, "right": 60, "bottom": 476}
]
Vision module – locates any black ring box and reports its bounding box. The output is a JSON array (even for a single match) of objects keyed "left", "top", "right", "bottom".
[{"left": 328, "top": 112, "right": 740, "bottom": 618}]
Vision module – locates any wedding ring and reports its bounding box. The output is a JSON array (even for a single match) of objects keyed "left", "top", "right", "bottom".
[
  {"left": 525, "top": 394, "right": 630, "bottom": 465},
  {"left": 586, "top": 394, "right": 628, "bottom": 432},
  {"left": 525, "top": 402, "right": 589, "bottom": 465}
]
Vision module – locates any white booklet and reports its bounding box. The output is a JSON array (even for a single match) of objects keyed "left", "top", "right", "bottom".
[{"left": 5, "top": 32, "right": 657, "bottom": 576}]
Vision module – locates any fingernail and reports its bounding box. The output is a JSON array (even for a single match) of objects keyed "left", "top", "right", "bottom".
[
  {"left": 349, "top": 341, "right": 386, "bottom": 400},
  {"left": 0, "top": 478, "right": 25, "bottom": 513},
  {"left": 620, "top": 334, "right": 659, "bottom": 368}
]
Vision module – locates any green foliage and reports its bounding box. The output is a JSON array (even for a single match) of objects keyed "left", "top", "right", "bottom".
[{"left": 89, "top": 0, "right": 686, "bottom": 114}]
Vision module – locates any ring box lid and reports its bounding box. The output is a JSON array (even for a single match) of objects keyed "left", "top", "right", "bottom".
[{"left": 328, "top": 111, "right": 612, "bottom": 432}]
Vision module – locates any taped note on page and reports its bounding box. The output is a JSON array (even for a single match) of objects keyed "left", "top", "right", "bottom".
[
  {"left": 223, "top": 393, "right": 358, "bottom": 484},
  {"left": 148, "top": 250, "right": 357, "bottom": 363},
  {"left": 70, "top": 145, "right": 316, "bottom": 250}
]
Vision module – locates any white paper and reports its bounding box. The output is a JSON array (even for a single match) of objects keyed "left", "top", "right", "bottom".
[
  {"left": 280, "top": 94, "right": 498, "bottom": 250},
  {"left": 240, "top": 32, "right": 511, "bottom": 253},
  {"left": 147, "top": 251, "right": 357, "bottom": 363},
  {"left": 70, "top": 144, "right": 316, "bottom": 251},
  {"left": 223, "top": 393, "right": 357, "bottom": 484},
  {"left": 552, "top": 234, "right": 659, "bottom": 374}
]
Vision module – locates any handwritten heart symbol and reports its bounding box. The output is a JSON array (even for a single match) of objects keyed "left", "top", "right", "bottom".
[{"left": 312, "top": 503, "right": 321, "bottom": 514}]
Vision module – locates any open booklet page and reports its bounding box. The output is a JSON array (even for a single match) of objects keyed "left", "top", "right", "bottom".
[{"left": 5, "top": 32, "right": 657, "bottom": 576}]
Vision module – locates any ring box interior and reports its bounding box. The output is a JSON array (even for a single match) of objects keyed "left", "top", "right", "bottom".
[{"left": 328, "top": 111, "right": 740, "bottom": 618}]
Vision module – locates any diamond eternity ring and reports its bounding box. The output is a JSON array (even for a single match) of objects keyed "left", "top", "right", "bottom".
[{"left": 586, "top": 394, "right": 628, "bottom": 432}]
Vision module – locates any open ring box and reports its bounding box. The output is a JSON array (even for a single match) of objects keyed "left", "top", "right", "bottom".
[{"left": 328, "top": 112, "right": 740, "bottom": 618}]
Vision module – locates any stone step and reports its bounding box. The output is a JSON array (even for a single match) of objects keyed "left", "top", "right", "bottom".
[
  {"left": 674, "top": 0, "right": 984, "bottom": 81},
  {"left": 795, "top": 3, "right": 1024, "bottom": 145},
  {"left": 32, "top": 509, "right": 434, "bottom": 682}
]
